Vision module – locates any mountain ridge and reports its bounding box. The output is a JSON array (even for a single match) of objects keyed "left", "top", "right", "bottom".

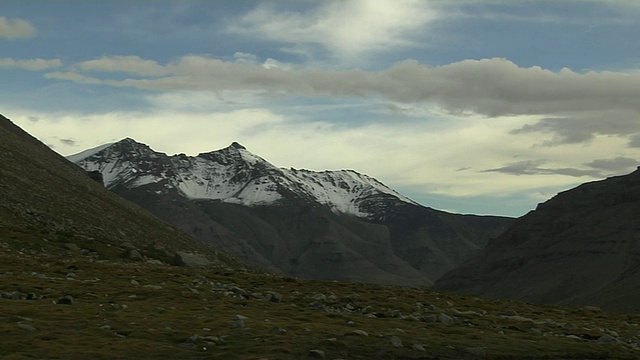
[
  {"left": 434, "top": 166, "right": 640, "bottom": 313},
  {"left": 70, "top": 138, "right": 419, "bottom": 218},
  {"left": 70, "top": 137, "right": 513, "bottom": 286}
]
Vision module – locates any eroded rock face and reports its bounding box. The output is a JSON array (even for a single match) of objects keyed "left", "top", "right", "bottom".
[{"left": 435, "top": 167, "right": 640, "bottom": 313}]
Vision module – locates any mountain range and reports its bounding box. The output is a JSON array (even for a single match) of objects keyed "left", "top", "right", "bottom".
[{"left": 70, "top": 138, "right": 513, "bottom": 286}]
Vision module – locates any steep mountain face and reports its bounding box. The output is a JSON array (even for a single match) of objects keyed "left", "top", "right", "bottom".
[
  {"left": 0, "top": 114, "right": 248, "bottom": 270},
  {"left": 434, "top": 168, "right": 640, "bottom": 313},
  {"left": 71, "top": 138, "right": 513, "bottom": 286}
]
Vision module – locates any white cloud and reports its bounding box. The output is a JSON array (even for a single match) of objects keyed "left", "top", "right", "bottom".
[
  {"left": 0, "top": 58, "right": 62, "bottom": 71},
  {"left": 44, "top": 56, "right": 640, "bottom": 115},
  {"left": 42, "top": 56, "right": 640, "bottom": 146},
  {"left": 75, "top": 56, "right": 168, "bottom": 76},
  {"left": 227, "top": 0, "right": 438, "bottom": 60},
  {"left": 0, "top": 17, "right": 37, "bottom": 39},
  {"left": 39, "top": 55, "right": 640, "bottom": 156}
]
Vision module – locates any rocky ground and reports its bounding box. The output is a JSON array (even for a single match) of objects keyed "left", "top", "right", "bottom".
[{"left": 1, "top": 243, "right": 639, "bottom": 359}]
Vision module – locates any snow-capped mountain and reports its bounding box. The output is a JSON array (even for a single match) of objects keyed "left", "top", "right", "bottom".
[
  {"left": 69, "top": 138, "right": 513, "bottom": 286},
  {"left": 71, "top": 138, "right": 417, "bottom": 219}
]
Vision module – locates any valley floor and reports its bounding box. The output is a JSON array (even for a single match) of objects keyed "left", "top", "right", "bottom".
[{"left": 1, "top": 249, "right": 639, "bottom": 359}]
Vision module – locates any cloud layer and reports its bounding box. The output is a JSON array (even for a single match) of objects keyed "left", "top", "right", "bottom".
[{"left": 38, "top": 55, "right": 640, "bottom": 150}]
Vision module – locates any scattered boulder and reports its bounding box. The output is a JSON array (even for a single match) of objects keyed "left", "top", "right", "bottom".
[
  {"left": 308, "top": 349, "right": 326, "bottom": 358},
  {"left": 57, "top": 295, "right": 73, "bottom": 305},
  {"left": 64, "top": 243, "right": 80, "bottom": 251},
  {"left": 265, "top": 291, "right": 282, "bottom": 303},
  {"left": 128, "top": 249, "right": 143, "bottom": 260},
  {"left": 421, "top": 313, "right": 457, "bottom": 324},
  {"left": 1, "top": 291, "right": 21, "bottom": 300},
  {"left": 267, "top": 326, "right": 286, "bottom": 335},
  {"left": 597, "top": 334, "right": 620, "bottom": 345},
  {"left": 388, "top": 335, "right": 403, "bottom": 348},
  {"left": 234, "top": 314, "right": 248, "bottom": 328},
  {"left": 173, "top": 252, "right": 210, "bottom": 268},
  {"left": 349, "top": 329, "right": 368, "bottom": 337}
]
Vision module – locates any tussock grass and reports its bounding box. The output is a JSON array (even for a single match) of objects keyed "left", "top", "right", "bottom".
[{"left": 0, "top": 249, "right": 639, "bottom": 359}]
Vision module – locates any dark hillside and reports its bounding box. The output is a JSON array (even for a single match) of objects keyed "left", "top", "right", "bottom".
[
  {"left": 0, "top": 114, "right": 247, "bottom": 270},
  {"left": 435, "top": 167, "right": 640, "bottom": 313}
]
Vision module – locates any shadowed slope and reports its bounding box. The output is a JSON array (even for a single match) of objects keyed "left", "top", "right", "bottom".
[{"left": 435, "top": 167, "right": 640, "bottom": 313}]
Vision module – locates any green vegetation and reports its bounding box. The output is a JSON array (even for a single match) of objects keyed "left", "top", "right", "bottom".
[{"left": 1, "top": 246, "right": 638, "bottom": 359}]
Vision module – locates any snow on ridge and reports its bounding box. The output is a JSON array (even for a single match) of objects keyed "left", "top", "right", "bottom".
[
  {"left": 66, "top": 142, "right": 114, "bottom": 163},
  {"left": 71, "top": 140, "right": 418, "bottom": 217}
]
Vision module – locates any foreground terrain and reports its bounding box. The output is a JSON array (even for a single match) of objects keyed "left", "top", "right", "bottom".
[{"left": 1, "top": 245, "right": 639, "bottom": 359}]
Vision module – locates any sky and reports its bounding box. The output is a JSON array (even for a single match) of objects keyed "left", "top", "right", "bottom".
[{"left": 2, "top": 0, "right": 640, "bottom": 217}]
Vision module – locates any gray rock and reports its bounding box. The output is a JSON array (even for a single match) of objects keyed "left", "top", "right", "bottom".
[
  {"left": 64, "top": 243, "right": 80, "bottom": 251},
  {"left": 57, "top": 295, "right": 73, "bottom": 305},
  {"left": 26, "top": 292, "right": 38, "bottom": 300},
  {"left": 308, "top": 349, "right": 326, "bottom": 358},
  {"left": 350, "top": 329, "right": 368, "bottom": 336},
  {"left": 388, "top": 335, "right": 403, "bottom": 348},
  {"left": 411, "top": 344, "right": 426, "bottom": 351},
  {"left": 597, "top": 334, "right": 620, "bottom": 344},
  {"left": 128, "top": 249, "right": 143, "bottom": 260},
  {"left": 130, "top": 279, "right": 140, "bottom": 286},
  {"left": 2, "top": 291, "right": 21, "bottom": 300},
  {"left": 265, "top": 291, "right": 282, "bottom": 303},
  {"left": 230, "top": 286, "right": 246, "bottom": 295},
  {"left": 562, "top": 322, "right": 578, "bottom": 329},
  {"left": 202, "top": 336, "right": 225, "bottom": 345},
  {"left": 312, "top": 293, "right": 327, "bottom": 301},
  {"left": 234, "top": 314, "right": 248, "bottom": 328},
  {"left": 173, "top": 251, "right": 210, "bottom": 268},
  {"left": 422, "top": 313, "right": 457, "bottom": 324},
  {"left": 267, "top": 326, "right": 287, "bottom": 334}
]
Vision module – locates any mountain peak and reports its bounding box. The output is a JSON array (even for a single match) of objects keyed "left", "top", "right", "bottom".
[{"left": 230, "top": 142, "right": 246, "bottom": 150}]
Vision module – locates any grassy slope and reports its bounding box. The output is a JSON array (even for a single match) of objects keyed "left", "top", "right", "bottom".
[{"left": 1, "top": 246, "right": 638, "bottom": 359}]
